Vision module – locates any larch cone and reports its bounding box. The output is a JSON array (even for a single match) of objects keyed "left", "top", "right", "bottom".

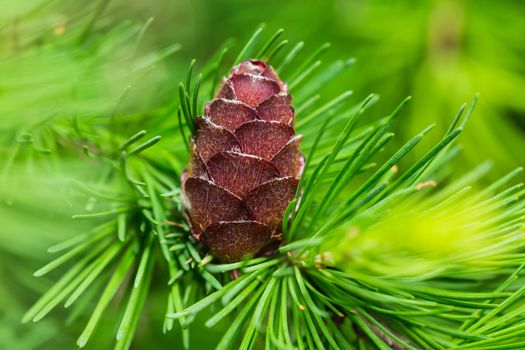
[{"left": 182, "top": 60, "right": 303, "bottom": 262}]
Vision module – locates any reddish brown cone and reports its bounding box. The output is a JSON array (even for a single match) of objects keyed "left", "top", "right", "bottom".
[{"left": 182, "top": 60, "right": 303, "bottom": 262}]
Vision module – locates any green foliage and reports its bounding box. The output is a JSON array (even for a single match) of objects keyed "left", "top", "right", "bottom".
[
  {"left": 1, "top": 2, "right": 525, "bottom": 350},
  {"left": 168, "top": 28, "right": 525, "bottom": 349}
]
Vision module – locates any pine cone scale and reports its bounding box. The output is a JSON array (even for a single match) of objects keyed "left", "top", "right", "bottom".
[
  {"left": 272, "top": 136, "right": 304, "bottom": 177},
  {"left": 194, "top": 117, "right": 241, "bottom": 163},
  {"left": 234, "top": 120, "right": 295, "bottom": 159},
  {"left": 230, "top": 74, "right": 281, "bottom": 107},
  {"left": 256, "top": 93, "right": 294, "bottom": 123},
  {"left": 206, "top": 99, "right": 258, "bottom": 131},
  {"left": 183, "top": 177, "right": 251, "bottom": 230},
  {"left": 200, "top": 221, "right": 273, "bottom": 263},
  {"left": 244, "top": 177, "right": 299, "bottom": 227},
  {"left": 206, "top": 151, "right": 280, "bottom": 197}
]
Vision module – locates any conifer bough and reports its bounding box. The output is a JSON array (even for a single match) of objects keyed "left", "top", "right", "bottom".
[{"left": 182, "top": 60, "right": 303, "bottom": 262}]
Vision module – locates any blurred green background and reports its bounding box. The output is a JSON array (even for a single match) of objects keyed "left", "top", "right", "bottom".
[
  {"left": 1, "top": 0, "right": 524, "bottom": 348},
  {"left": 119, "top": 0, "right": 525, "bottom": 172}
]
